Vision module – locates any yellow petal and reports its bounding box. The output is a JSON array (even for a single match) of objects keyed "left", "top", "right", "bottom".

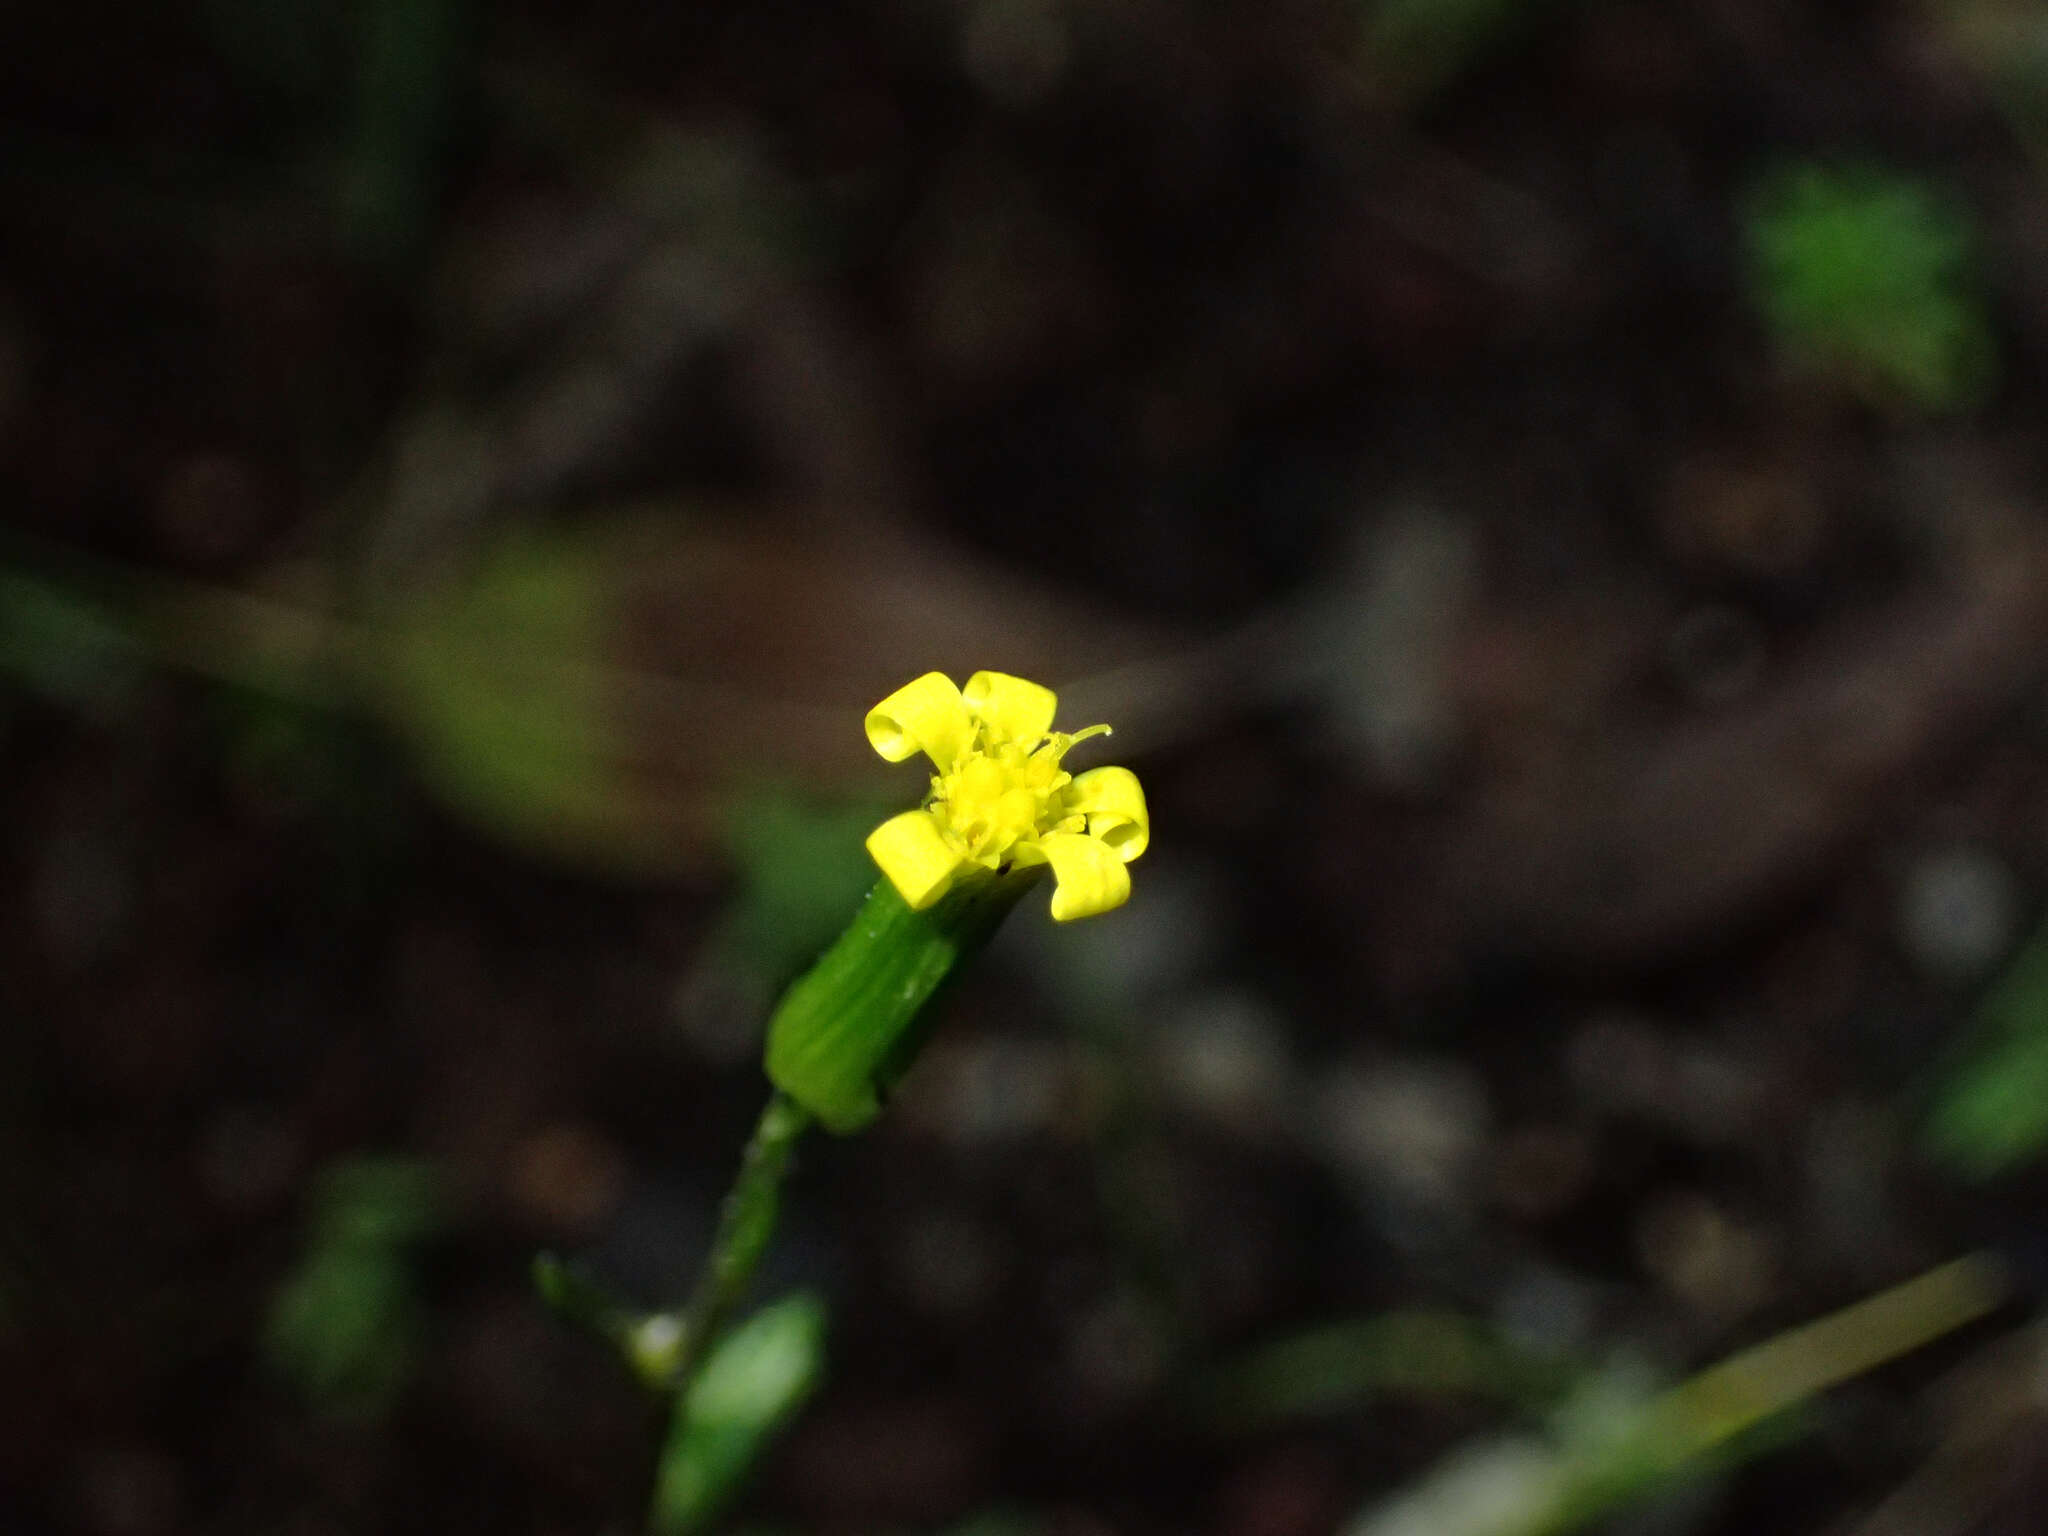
[
  {"left": 1039, "top": 830, "right": 1132, "bottom": 922},
  {"left": 1065, "top": 766, "right": 1149, "bottom": 862},
  {"left": 866, "top": 809, "right": 967, "bottom": 910},
  {"left": 866, "top": 673, "right": 972, "bottom": 768},
  {"left": 962, "top": 670, "right": 1057, "bottom": 745}
]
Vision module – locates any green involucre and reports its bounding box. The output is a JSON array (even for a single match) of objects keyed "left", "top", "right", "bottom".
[{"left": 764, "top": 869, "right": 1037, "bottom": 1133}]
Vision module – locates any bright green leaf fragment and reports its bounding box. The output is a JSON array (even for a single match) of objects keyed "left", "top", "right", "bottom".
[
  {"left": 649, "top": 1294, "right": 828, "bottom": 1536},
  {"left": 1926, "top": 917, "right": 2048, "bottom": 1178},
  {"left": 1744, "top": 161, "right": 1993, "bottom": 413}
]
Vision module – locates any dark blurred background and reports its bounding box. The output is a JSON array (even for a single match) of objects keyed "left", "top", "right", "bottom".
[{"left": 11, "top": 1, "right": 2048, "bottom": 1533}]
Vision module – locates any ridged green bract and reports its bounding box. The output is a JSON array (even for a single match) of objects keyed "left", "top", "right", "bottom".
[{"left": 765, "top": 869, "right": 1036, "bottom": 1133}]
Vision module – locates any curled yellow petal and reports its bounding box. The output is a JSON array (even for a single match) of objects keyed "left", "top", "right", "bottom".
[
  {"left": 866, "top": 809, "right": 967, "bottom": 910},
  {"left": 962, "top": 670, "right": 1057, "bottom": 745},
  {"left": 1039, "top": 830, "right": 1132, "bottom": 922},
  {"left": 1064, "top": 766, "right": 1149, "bottom": 862},
  {"left": 866, "top": 673, "right": 972, "bottom": 768}
]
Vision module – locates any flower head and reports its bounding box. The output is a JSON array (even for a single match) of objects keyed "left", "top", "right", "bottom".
[{"left": 864, "top": 670, "right": 1148, "bottom": 921}]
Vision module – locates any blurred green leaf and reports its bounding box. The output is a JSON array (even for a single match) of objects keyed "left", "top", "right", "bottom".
[
  {"left": 379, "top": 532, "right": 623, "bottom": 861},
  {"left": 720, "top": 793, "right": 892, "bottom": 982},
  {"left": 1358, "top": 0, "right": 1572, "bottom": 102},
  {"left": 649, "top": 1293, "right": 828, "bottom": 1536},
  {"left": 1204, "top": 1309, "right": 1568, "bottom": 1425},
  {"left": 311, "top": 1156, "right": 443, "bottom": 1248},
  {"left": 0, "top": 570, "right": 144, "bottom": 718},
  {"left": 265, "top": 1155, "right": 443, "bottom": 1420},
  {"left": 1926, "top": 916, "right": 2048, "bottom": 1178},
  {"left": 1344, "top": 1255, "right": 2008, "bottom": 1536},
  {"left": 265, "top": 1250, "right": 418, "bottom": 1414},
  {"left": 533, "top": 1251, "right": 636, "bottom": 1345},
  {"left": 1744, "top": 161, "right": 1993, "bottom": 414},
  {"left": 1941, "top": 4, "right": 2048, "bottom": 174},
  {"left": 336, "top": 0, "right": 467, "bottom": 267}
]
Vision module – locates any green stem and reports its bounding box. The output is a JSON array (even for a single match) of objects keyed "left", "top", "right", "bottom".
[
  {"left": 667, "top": 1091, "right": 812, "bottom": 1394},
  {"left": 643, "top": 1092, "right": 812, "bottom": 1535}
]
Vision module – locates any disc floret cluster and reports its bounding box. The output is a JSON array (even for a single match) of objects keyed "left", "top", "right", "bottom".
[{"left": 863, "top": 670, "right": 1148, "bottom": 921}]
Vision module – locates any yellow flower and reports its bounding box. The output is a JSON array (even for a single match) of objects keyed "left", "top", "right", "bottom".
[{"left": 863, "top": 670, "right": 1149, "bottom": 921}]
